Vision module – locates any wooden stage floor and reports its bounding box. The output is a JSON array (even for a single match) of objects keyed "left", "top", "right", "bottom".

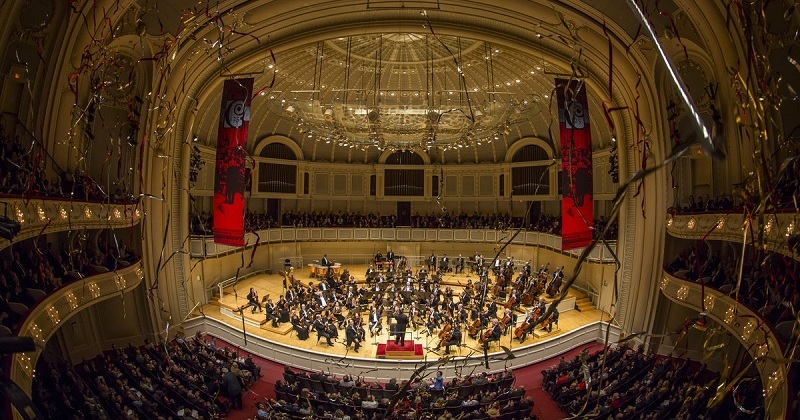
[{"left": 196, "top": 265, "right": 608, "bottom": 358}]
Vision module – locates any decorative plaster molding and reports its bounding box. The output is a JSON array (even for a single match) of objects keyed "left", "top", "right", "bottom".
[
  {"left": 660, "top": 271, "right": 788, "bottom": 419},
  {"left": 0, "top": 197, "right": 142, "bottom": 251},
  {"left": 9, "top": 261, "right": 145, "bottom": 400},
  {"left": 666, "top": 212, "right": 797, "bottom": 259}
]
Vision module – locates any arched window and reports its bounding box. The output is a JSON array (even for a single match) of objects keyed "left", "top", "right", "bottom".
[
  {"left": 384, "top": 151, "right": 425, "bottom": 196},
  {"left": 257, "top": 143, "right": 297, "bottom": 194},
  {"left": 511, "top": 144, "right": 551, "bottom": 195},
  {"left": 259, "top": 143, "right": 297, "bottom": 160}
]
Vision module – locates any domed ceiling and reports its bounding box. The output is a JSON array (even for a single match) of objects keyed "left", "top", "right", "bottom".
[{"left": 189, "top": 32, "right": 614, "bottom": 164}]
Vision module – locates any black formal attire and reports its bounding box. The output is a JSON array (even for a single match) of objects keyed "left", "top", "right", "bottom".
[
  {"left": 346, "top": 324, "right": 361, "bottom": 351},
  {"left": 445, "top": 327, "right": 462, "bottom": 353},
  {"left": 456, "top": 257, "right": 465, "bottom": 274},
  {"left": 369, "top": 310, "right": 382, "bottom": 336},
  {"left": 314, "top": 319, "right": 334, "bottom": 345},
  {"left": 393, "top": 312, "right": 409, "bottom": 346},
  {"left": 483, "top": 324, "right": 502, "bottom": 349}
]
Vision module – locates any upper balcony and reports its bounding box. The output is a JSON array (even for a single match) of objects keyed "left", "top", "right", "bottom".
[
  {"left": 660, "top": 270, "right": 789, "bottom": 419},
  {"left": 0, "top": 196, "right": 141, "bottom": 251},
  {"left": 666, "top": 211, "right": 797, "bottom": 258},
  {"left": 7, "top": 260, "right": 145, "bottom": 401}
]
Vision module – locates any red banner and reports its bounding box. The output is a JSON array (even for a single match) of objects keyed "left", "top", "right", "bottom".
[
  {"left": 213, "top": 78, "right": 253, "bottom": 246},
  {"left": 556, "top": 78, "right": 593, "bottom": 250}
]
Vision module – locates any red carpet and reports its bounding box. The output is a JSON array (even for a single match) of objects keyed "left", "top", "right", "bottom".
[
  {"left": 211, "top": 338, "right": 281, "bottom": 419},
  {"left": 212, "top": 337, "right": 603, "bottom": 419},
  {"left": 512, "top": 342, "right": 604, "bottom": 419}
]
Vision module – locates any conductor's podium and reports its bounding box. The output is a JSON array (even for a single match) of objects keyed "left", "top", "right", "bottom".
[{"left": 376, "top": 340, "right": 424, "bottom": 360}]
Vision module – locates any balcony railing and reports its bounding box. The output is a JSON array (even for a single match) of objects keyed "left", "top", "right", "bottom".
[
  {"left": 0, "top": 197, "right": 142, "bottom": 251},
  {"left": 8, "top": 261, "right": 145, "bottom": 401},
  {"left": 660, "top": 271, "right": 788, "bottom": 419},
  {"left": 666, "top": 212, "right": 796, "bottom": 258},
  {"left": 189, "top": 228, "right": 617, "bottom": 262}
]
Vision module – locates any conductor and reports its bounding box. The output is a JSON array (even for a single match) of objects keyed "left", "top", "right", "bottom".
[{"left": 393, "top": 308, "right": 409, "bottom": 346}]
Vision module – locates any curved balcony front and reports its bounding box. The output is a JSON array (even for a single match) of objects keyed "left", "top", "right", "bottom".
[
  {"left": 666, "top": 212, "right": 797, "bottom": 258},
  {"left": 660, "top": 271, "right": 788, "bottom": 419},
  {"left": 0, "top": 197, "right": 142, "bottom": 251},
  {"left": 8, "top": 261, "right": 145, "bottom": 402}
]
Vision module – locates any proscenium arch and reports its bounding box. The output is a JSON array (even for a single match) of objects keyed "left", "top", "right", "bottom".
[{"left": 152, "top": 1, "right": 662, "bottom": 351}]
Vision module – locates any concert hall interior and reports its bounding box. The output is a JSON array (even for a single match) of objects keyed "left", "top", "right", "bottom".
[{"left": 1, "top": 1, "right": 799, "bottom": 419}]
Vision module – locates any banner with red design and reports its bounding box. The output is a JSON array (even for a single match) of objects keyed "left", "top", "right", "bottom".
[
  {"left": 556, "top": 78, "right": 593, "bottom": 250},
  {"left": 213, "top": 78, "right": 253, "bottom": 246}
]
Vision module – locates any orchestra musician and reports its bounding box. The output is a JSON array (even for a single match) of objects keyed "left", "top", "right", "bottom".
[
  {"left": 265, "top": 298, "right": 280, "bottom": 327},
  {"left": 321, "top": 254, "right": 331, "bottom": 267},
  {"left": 516, "top": 309, "right": 537, "bottom": 343},
  {"left": 291, "top": 311, "right": 309, "bottom": 340},
  {"left": 313, "top": 315, "right": 334, "bottom": 346},
  {"left": 456, "top": 304, "right": 469, "bottom": 324},
  {"left": 374, "top": 250, "right": 383, "bottom": 263},
  {"left": 428, "top": 252, "right": 437, "bottom": 271},
  {"left": 245, "top": 288, "right": 263, "bottom": 314},
  {"left": 368, "top": 306, "right": 382, "bottom": 337},
  {"left": 481, "top": 319, "right": 503, "bottom": 349},
  {"left": 443, "top": 321, "right": 462, "bottom": 354},
  {"left": 386, "top": 249, "right": 395, "bottom": 262},
  {"left": 547, "top": 266, "right": 565, "bottom": 297},
  {"left": 440, "top": 254, "right": 450, "bottom": 272},
  {"left": 345, "top": 319, "right": 361, "bottom": 352}
]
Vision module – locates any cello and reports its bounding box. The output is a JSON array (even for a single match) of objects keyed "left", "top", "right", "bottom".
[
  {"left": 478, "top": 328, "right": 493, "bottom": 344},
  {"left": 437, "top": 323, "right": 453, "bottom": 348},
  {"left": 513, "top": 320, "right": 531, "bottom": 339},
  {"left": 467, "top": 318, "right": 482, "bottom": 338}
]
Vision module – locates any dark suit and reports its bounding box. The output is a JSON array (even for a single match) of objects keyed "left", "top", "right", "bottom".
[
  {"left": 314, "top": 319, "right": 333, "bottom": 345},
  {"left": 483, "top": 324, "right": 502, "bottom": 349},
  {"left": 345, "top": 324, "right": 361, "bottom": 351},
  {"left": 393, "top": 312, "right": 409, "bottom": 346},
  {"left": 222, "top": 370, "right": 243, "bottom": 409}
]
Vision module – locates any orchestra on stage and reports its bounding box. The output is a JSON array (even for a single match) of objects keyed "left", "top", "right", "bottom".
[{"left": 240, "top": 251, "right": 565, "bottom": 352}]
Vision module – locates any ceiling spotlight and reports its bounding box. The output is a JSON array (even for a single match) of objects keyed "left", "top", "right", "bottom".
[
  {"left": 324, "top": 108, "right": 334, "bottom": 121},
  {"left": 285, "top": 105, "right": 296, "bottom": 116},
  {"left": 473, "top": 109, "right": 484, "bottom": 122},
  {"left": 192, "top": 134, "right": 199, "bottom": 142}
]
